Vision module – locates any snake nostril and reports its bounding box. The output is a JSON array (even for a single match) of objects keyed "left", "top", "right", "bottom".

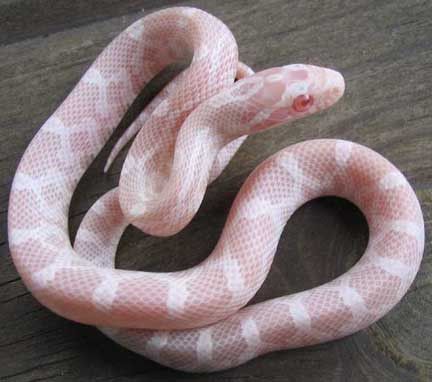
[{"left": 293, "top": 94, "right": 313, "bottom": 112}]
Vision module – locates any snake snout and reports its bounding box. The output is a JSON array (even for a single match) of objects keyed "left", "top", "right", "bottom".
[{"left": 321, "top": 67, "right": 345, "bottom": 105}]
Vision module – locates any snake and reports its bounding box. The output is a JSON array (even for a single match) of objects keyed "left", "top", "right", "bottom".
[{"left": 8, "top": 7, "right": 425, "bottom": 373}]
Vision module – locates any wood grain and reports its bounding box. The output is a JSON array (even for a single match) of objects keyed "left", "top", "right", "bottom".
[{"left": 1, "top": 1, "right": 431, "bottom": 381}]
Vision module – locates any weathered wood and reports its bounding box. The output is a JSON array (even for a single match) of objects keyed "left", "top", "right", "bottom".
[{"left": 0, "top": 0, "right": 431, "bottom": 381}]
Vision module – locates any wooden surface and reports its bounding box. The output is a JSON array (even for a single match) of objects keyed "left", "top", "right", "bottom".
[{"left": 1, "top": 0, "right": 431, "bottom": 381}]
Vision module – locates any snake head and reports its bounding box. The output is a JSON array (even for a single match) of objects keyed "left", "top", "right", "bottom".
[{"left": 234, "top": 64, "right": 345, "bottom": 132}]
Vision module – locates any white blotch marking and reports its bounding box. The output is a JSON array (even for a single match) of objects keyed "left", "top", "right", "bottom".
[
  {"left": 98, "top": 326, "right": 121, "bottom": 337},
  {"left": 331, "top": 282, "right": 369, "bottom": 336},
  {"left": 128, "top": 201, "right": 146, "bottom": 217},
  {"left": 126, "top": 20, "right": 145, "bottom": 40},
  {"left": 389, "top": 219, "right": 424, "bottom": 242},
  {"left": 76, "top": 228, "right": 105, "bottom": 248},
  {"left": 43, "top": 117, "right": 66, "bottom": 134},
  {"left": 82, "top": 68, "right": 105, "bottom": 86},
  {"left": 10, "top": 223, "right": 66, "bottom": 247},
  {"left": 116, "top": 67, "right": 136, "bottom": 99},
  {"left": 176, "top": 127, "right": 213, "bottom": 203},
  {"left": 167, "top": 282, "right": 189, "bottom": 317},
  {"left": 276, "top": 153, "right": 301, "bottom": 179},
  {"left": 175, "top": 16, "right": 189, "bottom": 30},
  {"left": 92, "top": 200, "right": 108, "bottom": 215},
  {"left": 338, "top": 284, "right": 368, "bottom": 315},
  {"left": 92, "top": 277, "right": 119, "bottom": 309},
  {"left": 195, "top": 44, "right": 210, "bottom": 60},
  {"left": 152, "top": 99, "right": 171, "bottom": 118},
  {"left": 232, "top": 76, "right": 264, "bottom": 102},
  {"left": 82, "top": 68, "right": 111, "bottom": 116},
  {"left": 246, "top": 108, "right": 274, "bottom": 128},
  {"left": 289, "top": 298, "right": 312, "bottom": 331},
  {"left": 32, "top": 265, "right": 57, "bottom": 289},
  {"left": 181, "top": 8, "right": 198, "bottom": 17},
  {"left": 145, "top": 332, "right": 169, "bottom": 358},
  {"left": 32, "top": 255, "right": 73, "bottom": 289},
  {"left": 379, "top": 171, "right": 408, "bottom": 190},
  {"left": 12, "top": 172, "right": 40, "bottom": 192},
  {"left": 276, "top": 152, "right": 324, "bottom": 192},
  {"left": 335, "top": 141, "right": 353, "bottom": 168},
  {"left": 236, "top": 318, "right": 261, "bottom": 364},
  {"left": 223, "top": 258, "right": 245, "bottom": 293},
  {"left": 196, "top": 329, "right": 213, "bottom": 364},
  {"left": 374, "top": 256, "right": 412, "bottom": 278},
  {"left": 9, "top": 227, "right": 39, "bottom": 246},
  {"left": 236, "top": 195, "right": 282, "bottom": 223},
  {"left": 241, "top": 318, "right": 261, "bottom": 348}
]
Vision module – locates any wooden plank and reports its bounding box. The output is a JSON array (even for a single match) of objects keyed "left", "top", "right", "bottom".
[
  {"left": 0, "top": 0, "right": 176, "bottom": 45},
  {"left": 0, "top": 0, "right": 431, "bottom": 381}
]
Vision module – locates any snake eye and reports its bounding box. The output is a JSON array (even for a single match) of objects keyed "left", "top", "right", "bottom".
[{"left": 293, "top": 94, "right": 314, "bottom": 112}]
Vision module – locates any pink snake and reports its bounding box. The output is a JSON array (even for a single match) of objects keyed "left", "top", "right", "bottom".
[{"left": 8, "top": 7, "right": 425, "bottom": 372}]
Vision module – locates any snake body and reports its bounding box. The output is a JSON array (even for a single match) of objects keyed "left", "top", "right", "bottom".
[{"left": 8, "top": 7, "right": 424, "bottom": 372}]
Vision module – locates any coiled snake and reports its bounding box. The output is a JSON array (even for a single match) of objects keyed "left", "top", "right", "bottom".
[{"left": 8, "top": 7, "right": 424, "bottom": 372}]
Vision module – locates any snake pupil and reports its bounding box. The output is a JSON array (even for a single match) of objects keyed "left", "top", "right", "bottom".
[{"left": 293, "top": 94, "right": 313, "bottom": 112}]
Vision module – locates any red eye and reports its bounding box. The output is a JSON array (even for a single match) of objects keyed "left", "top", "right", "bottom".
[{"left": 293, "top": 94, "right": 314, "bottom": 112}]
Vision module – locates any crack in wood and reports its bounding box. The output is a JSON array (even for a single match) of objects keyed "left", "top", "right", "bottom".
[{"left": 0, "top": 355, "right": 80, "bottom": 380}]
